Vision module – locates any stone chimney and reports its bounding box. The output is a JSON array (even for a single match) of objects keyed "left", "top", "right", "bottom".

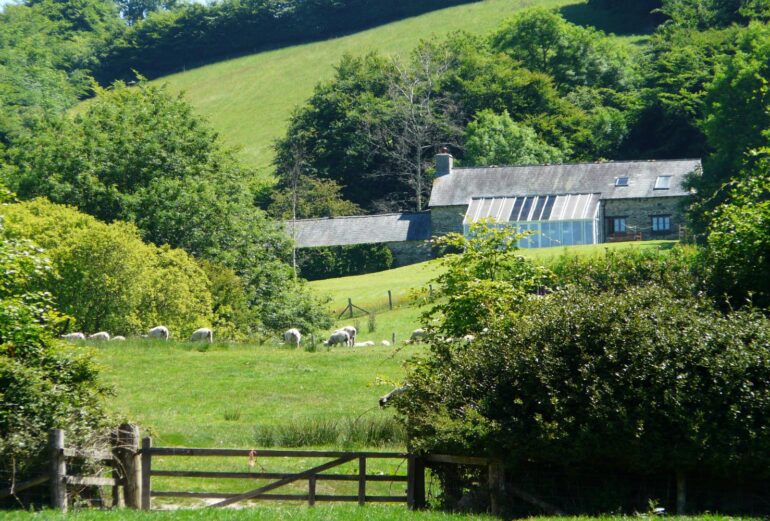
[{"left": 435, "top": 147, "right": 453, "bottom": 177}]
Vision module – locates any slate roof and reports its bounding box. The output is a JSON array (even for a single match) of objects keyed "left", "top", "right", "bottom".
[
  {"left": 286, "top": 212, "right": 432, "bottom": 248},
  {"left": 429, "top": 159, "right": 702, "bottom": 207}
]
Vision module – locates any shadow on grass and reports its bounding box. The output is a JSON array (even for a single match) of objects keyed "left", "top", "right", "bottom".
[{"left": 559, "top": 3, "right": 662, "bottom": 36}]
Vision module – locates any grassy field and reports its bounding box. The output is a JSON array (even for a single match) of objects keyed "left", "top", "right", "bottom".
[
  {"left": 85, "top": 241, "right": 678, "bottom": 508},
  {"left": 0, "top": 511, "right": 755, "bottom": 521},
  {"left": 309, "top": 240, "right": 677, "bottom": 314},
  {"left": 150, "top": 0, "right": 650, "bottom": 174}
]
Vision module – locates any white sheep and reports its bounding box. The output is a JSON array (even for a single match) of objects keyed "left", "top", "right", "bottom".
[
  {"left": 190, "top": 328, "right": 214, "bottom": 343},
  {"left": 283, "top": 328, "right": 301, "bottom": 347},
  {"left": 341, "top": 325, "right": 357, "bottom": 346},
  {"left": 147, "top": 325, "right": 169, "bottom": 340},
  {"left": 381, "top": 340, "right": 391, "bottom": 347},
  {"left": 88, "top": 332, "right": 110, "bottom": 341},
  {"left": 62, "top": 332, "right": 85, "bottom": 341},
  {"left": 324, "top": 330, "right": 350, "bottom": 347},
  {"left": 111, "top": 336, "right": 126, "bottom": 341}
]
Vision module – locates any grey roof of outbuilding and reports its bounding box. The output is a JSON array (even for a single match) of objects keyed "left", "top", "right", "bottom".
[
  {"left": 429, "top": 159, "right": 702, "bottom": 207},
  {"left": 285, "top": 212, "right": 432, "bottom": 248}
]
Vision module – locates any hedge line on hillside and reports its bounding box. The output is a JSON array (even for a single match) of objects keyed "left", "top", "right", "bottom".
[{"left": 96, "top": 0, "right": 479, "bottom": 82}]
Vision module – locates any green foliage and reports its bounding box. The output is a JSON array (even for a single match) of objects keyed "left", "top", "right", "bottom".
[
  {"left": 464, "top": 109, "right": 563, "bottom": 166},
  {"left": 296, "top": 244, "right": 394, "bottom": 281},
  {"left": 660, "top": 0, "right": 770, "bottom": 29},
  {"left": 269, "top": 176, "right": 361, "bottom": 219},
  {"left": 401, "top": 284, "right": 770, "bottom": 481},
  {"left": 704, "top": 157, "right": 770, "bottom": 307},
  {"left": 424, "top": 220, "right": 553, "bottom": 337},
  {"left": 490, "top": 8, "right": 635, "bottom": 91},
  {"left": 0, "top": 199, "right": 214, "bottom": 336},
  {"left": 3, "top": 80, "right": 330, "bottom": 333},
  {"left": 0, "top": 217, "right": 109, "bottom": 481},
  {"left": 549, "top": 245, "right": 702, "bottom": 297}
]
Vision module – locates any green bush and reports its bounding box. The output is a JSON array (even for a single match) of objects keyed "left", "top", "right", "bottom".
[
  {"left": 400, "top": 285, "right": 770, "bottom": 503},
  {"left": 0, "top": 199, "right": 213, "bottom": 336},
  {"left": 0, "top": 220, "right": 110, "bottom": 489}
]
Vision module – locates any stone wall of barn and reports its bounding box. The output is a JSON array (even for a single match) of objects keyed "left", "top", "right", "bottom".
[
  {"left": 601, "top": 196, "right": 689, "bottom": 242},
  {"left": 430, "top": 205, "right": 467, "bottom": 237},
  {"left": 387, "top": 240, "right": 433, "bottom": 267}
]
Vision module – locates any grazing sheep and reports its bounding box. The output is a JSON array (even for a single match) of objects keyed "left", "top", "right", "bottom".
[
  {"left": 404, "top": 328, "right": 426, "bottom": 344},
  {"left": 379, "top": 385, "right": 409, "bottom": 407},
  {"left": 324, "top": 330, "right": 350, "bottom": 347},
  {"left": 111, "top": 336, "right": 126, "bottom": 341},
  {"left": 462, "top": 334, "right": 475, "bottom": 343},
  {"left": 62, "top": 332, "right": 85, "bottom": 341},
  {"left": 88, "top": 332, "right": 110, "bottom": 341},
  {"left": 354, "top": 341, "right": 375, "bottom": 347},
  {"left": 381, "top": 340, "right": 391, "bottom": 347},
  {"left": 148, "top": 325, "right": 169, "bottom": 340},
  {"left": 341, "top": 326, "right": 357, "bottom": 346},
  {"left": 283, "top": 328, "right": 301, "bottom": 347},
  {"left": 190, "top": 328, "right": 214, "bottom": 343}
]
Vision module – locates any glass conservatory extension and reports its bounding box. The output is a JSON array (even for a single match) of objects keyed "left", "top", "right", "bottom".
[{"left": 463, "top": 193, "right": 601, "bottom": 249}]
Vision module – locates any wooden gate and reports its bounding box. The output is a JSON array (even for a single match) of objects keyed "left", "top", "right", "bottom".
[{"left": 140, "top": 438, "right": 423, "bottom": 509}]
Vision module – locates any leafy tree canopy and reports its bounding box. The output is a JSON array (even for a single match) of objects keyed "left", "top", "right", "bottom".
[{"left": 464, "top": 109, "right": 563, "bottom": 166}]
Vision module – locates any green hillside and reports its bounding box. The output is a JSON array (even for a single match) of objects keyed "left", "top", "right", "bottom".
[{"left": 152, "top": 0, "right": 648, "bottom": 176}]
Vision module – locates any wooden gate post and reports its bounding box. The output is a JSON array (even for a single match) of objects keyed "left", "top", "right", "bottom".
[
  {"left": 407, "top": 456, "right": 426, "bottom": 510},
  {"left": 388, "top": 290, "right": 393, "bottom": 310},
  {"left": 140, "top": 437, "right": 152, "bottom": 510},
  {"left": 114, "top": 424, "right": 141, "bottom": 509},
  {"left": 308, "top": 476, "right": 316, "bottom": 507},
  {"left": 358, "top": 457, "right": 366, "bottom": 506},
  {"left": 49, "top": 429, "right": 67, "bottom": 512},
  {"left": 488, "top": 459, "right": 505, "bottom": 516}
]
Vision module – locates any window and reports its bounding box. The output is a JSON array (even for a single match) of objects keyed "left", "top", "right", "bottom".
[
  {"left": 610, "top": 217, "right": 626, "bottom": 234},
  {"left": 651, "top": 215, "right": 671, "bottom": 233},
  {"left": 654, "top": 175, "right": 672, "bottom": 190},
  {"left": 615, "top": 176, "right": 629, "bottom": 187}
]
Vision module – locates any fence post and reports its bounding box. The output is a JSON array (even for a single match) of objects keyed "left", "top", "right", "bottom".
[
  {"left": 392, "top": 332, "right": 396, "bottom": 345},
  {"left": 115, "top": 423, "right": 141, "bottom": 509},
  {"left": 49, "top": 429, "right": 67, "bottom": 512},
  {"left": 140, "top": 437, "right": 152, "bottom": 510},
  {"left": 388, "top": 290, "right": 393, "bottom": 310},
  {"left": 407, "top": 455, "right": 425, "bottom": 510},
  {"left": 488, "top": 459, "right": 504, "bottom": 515},
  {"left": 358, "top": 457, "right": 366, "bottom": 506},
  {"left": 308, "top": 476, "right": 316, "bottom": 507},
  {"left": 348, "top": 298, "right": 354, "bottom": 319}
]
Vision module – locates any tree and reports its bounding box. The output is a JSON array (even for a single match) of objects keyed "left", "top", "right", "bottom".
[
  {"left": 116, "top": 0, "right": 177, "bottom": 25},
  {"left": 2, "top": 81, "right": 330, "bottom": 332},
  {"left": 424, "top": 219, "right": 553, "bottom": 338},
  {"left": 0, "top": 211, "right": 110, "bottom": 487},
  {"left": 269, "top": 176, "right": 361, "bottom": 220},
  {"left": 464, "top": 109, "right": 563, "bottom": 166},
  {"left": 490, "top": 8, "right": 634, "bottom": 92},
  {"left": 358, "top": 42, "right": 462, "bottom": 211},
  {"left": 704, "top": 154, "right": 770, "bottom": 307}
]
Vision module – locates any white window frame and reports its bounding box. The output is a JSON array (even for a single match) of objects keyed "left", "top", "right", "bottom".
[
  {"left": 654, "top": 175, "right": 672, "bottom": 190},
  {"left": 651, "top": 215, "right": 671, "bottom": 233}
]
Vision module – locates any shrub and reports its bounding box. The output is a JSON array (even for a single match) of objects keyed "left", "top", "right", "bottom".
[
  {"left": 0, "top": 220, "right": 110, "bottom": 491},
  {"left": 399, "top": 285, "right": 770, "bottom": 509},
  {"left": 549, "top": 245, "right": 702, "bottom": 297},
  {"left": 0, "top": 199, "right": 213, "bottom": 336}
]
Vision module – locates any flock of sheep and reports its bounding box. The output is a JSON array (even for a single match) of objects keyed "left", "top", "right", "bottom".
[
  {"left": 281, "top": 326, "right": 439, "bottom": 348},
  {"left": 61, "top": 324, "right": 463, "bottom": 348},
  {"left": 61, "top": 325, "right": 214, "bottom": 343}
]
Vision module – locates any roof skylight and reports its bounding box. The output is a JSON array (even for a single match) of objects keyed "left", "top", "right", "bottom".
[{"left": 654, "top": 175, "right": 672, "bottom": 190}]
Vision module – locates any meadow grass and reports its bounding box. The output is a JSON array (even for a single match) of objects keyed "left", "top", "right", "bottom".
[
  {"left": 309, "top": 240, "right": 677, "bottom": 314},
  {"left": 0, "top": 510, "right": 755, "bottom": 520},
  {"left": 148, "top": 0, "right": 648, "bottom": 175},
  {"left": 0, "top": 505, "right": 495, "bottom": 520}
]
